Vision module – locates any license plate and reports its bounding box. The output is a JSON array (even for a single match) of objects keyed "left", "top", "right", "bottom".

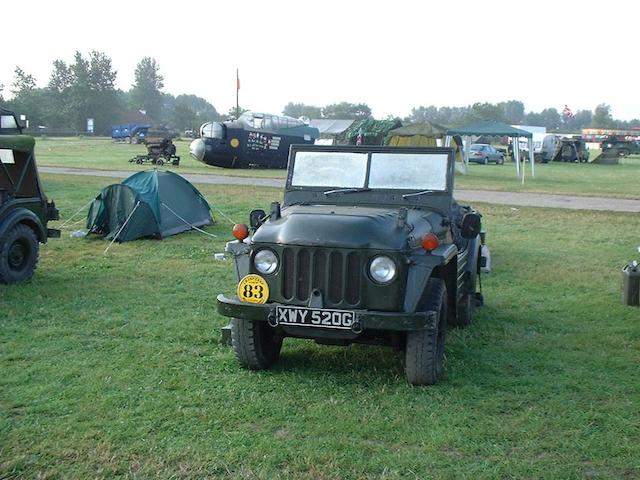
[{"left": 274, "top": 306, "right": 355, "bottom": 329}]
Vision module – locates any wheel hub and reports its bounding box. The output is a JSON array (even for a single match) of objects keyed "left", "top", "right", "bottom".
[{"left": 8, "top": 240, "right": 27, "bottom": 270}]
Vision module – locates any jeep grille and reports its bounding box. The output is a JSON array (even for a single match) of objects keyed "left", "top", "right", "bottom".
[{"left": 281, "top": 247, "right": 362, "bottom": 307}]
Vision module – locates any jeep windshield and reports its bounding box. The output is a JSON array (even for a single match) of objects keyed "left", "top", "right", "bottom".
[{"left": 291, "top": 151, "right": 449, "bottom": 192}]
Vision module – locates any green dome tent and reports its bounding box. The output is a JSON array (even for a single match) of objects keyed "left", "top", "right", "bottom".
[{"left": 87, "top": 170, "right": 213, "bottom": 242}]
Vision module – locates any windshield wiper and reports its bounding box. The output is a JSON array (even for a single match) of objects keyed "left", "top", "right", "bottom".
[
  {"left": 402, "top": 190, "right": 436, "bottom": 199},
  {"left": 323, "top": 187, "right": 371, "bottom": 196}
]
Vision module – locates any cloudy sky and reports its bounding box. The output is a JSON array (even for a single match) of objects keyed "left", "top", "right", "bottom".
[{"left": 3, "top": 0, "right": 638, "bottom": 120}]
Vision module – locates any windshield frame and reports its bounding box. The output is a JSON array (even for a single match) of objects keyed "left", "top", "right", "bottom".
[{"left": 284, "top": 145, "right": 455, "bottom": 211}]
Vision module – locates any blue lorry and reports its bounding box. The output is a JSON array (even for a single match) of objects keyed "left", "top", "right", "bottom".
[{"left": 111, "top": 123, "right": 150, "bottom": 143}]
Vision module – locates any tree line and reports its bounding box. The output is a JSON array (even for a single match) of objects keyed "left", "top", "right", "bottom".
[
  {"left": 284, "top": 100, "right": 640, "bottom": 132},
  {"left": 0, "top": 52, "right": 220, "bottom": 136},
  {"left": 1, "top": 52, "right": 638, "bottom": 136}
]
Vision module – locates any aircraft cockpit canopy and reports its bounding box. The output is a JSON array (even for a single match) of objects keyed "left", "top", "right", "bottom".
[
  {"left": 200, "top": 122, "right": 225, "bottom": 139},
  {"left": 239, "top": 112, "right": 306, "bottom": 132}
]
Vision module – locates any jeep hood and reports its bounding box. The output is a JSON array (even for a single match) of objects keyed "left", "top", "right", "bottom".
[{"left": 251, "top": 205, "right": 440, "bottom": 250}]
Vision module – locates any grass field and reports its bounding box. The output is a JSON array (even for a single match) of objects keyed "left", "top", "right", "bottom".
[
  {"left": 1, "top": 174, "right": 639, "bottom": 479},
  {"left": 34, "top": 137, "right": 640, "bottom": 199}
]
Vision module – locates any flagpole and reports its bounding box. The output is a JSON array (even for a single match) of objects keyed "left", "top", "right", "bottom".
[{"left": 236, "top": 68, "right": 239, "bottom": 118}]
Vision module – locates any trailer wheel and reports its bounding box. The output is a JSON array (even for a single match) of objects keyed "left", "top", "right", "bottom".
[{"left": 0, "top": 224, "right": 39, "bottom": 284}]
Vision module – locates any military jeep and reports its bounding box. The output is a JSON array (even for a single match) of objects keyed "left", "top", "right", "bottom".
[
  {"left": 0, "top": 107, "right": 59, "bottom": 284},
  {"left": 217, "top": 145, "right": 485, "bottom": 385}
]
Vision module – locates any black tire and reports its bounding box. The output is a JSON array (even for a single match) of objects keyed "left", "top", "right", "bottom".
[
  {"left": 453, "top": 254, "right": 479, "bottom": 328},
  {"left": 455, "top": 275, "right": 476, "bottom": 329},
  {"left": 0, "top": 224, "right": 39, "bottom": 284},
  {"left": 231, "top": 318, "right": 282, "bottom": 370},
  {"left": 483, "top": 157, "right": 488, "bottom": 165},
  {"left": 498, "top": 155, "right": 504, "bottom": 165},
  {"left": 405, "top": 278, "right": 447, "bottom": 385}
]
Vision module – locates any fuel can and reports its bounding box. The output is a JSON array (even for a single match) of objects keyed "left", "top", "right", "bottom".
[{"left": 621, "top": 261, "right": 640, "bottom": 306}]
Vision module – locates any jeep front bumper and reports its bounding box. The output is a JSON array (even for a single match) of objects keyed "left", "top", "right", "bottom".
[{"left": 216, "top": 294, "right": 434, "bottom": 332}]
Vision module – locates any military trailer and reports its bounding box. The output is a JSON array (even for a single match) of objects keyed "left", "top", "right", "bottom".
[
  {"left": 217, "top": 145, "right": 486, "bottom": 385},
  {"left": 0, "top": 107, "right": 59, "bottom": 284}
]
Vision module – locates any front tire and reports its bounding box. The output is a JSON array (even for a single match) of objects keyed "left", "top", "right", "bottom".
[
  {"left": 0, "top": 224, "right": 39, "bottom": 284},
  {"left": 405, "top": 278, "right": 447, "bottom": 385},
  {"left": 231, "top": 318, "right": 283, "bottom": 370}
]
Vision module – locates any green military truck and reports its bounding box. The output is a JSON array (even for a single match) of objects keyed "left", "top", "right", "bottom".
[
  {"left": 217, "top": 145, "right": 487, "bottom": 385},
  {"left": 0, "top": 107, "right": 59, "bottom": 284}
]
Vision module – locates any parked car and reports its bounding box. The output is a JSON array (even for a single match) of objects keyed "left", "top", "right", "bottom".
[
  {"left": 216, "top": 145, "right": 488, "bottom": 385},
  {"left": 469, "top": 144, "right": 504, "bottom": 164}
]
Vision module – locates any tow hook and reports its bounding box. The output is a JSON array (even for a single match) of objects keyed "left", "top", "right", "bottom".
[
  {"left": 267, "top": 310, "right": 278, "bottom": 327},
  {"left": 351, "top": 318, "right": 363, "bottom": 334}
]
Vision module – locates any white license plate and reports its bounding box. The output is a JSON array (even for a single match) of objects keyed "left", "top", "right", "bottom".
[{"left": 275, "top": 306, "right": 355, "bottom": 329}]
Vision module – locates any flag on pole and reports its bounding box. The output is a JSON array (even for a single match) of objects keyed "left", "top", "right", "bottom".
[
  {"left": 562, "top": 104, "right": 575, "bottom": 118},
  {"left": 237, "top": 69, "right": 240, "bottom": 90}
]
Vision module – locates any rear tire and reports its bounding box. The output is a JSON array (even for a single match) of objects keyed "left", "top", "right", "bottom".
[
  {"left": 0, "top": 224, "right": 39, "bottom": 284},
  {"left": 231, "top": 318, "right": 282, "bottom": 370},
  {"left": 405, "top": 278, "right": 447, "bottom": 385}
]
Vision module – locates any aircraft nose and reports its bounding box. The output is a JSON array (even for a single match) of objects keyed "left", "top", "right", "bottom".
[{"left": 189, "top": 138, "right": 206, "bottom": 162}]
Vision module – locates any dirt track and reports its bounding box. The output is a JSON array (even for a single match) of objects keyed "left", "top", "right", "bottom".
[{"left": 40, "top": 166, "right": 640, "bottom": 213}]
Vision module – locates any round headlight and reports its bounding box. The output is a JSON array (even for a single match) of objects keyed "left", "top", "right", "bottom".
[
  {"left": 369, "top": 256, "right": 397, "bottom": 284},
  {"left": 254, "top": 249, "right": 278, "bottom": 275}
]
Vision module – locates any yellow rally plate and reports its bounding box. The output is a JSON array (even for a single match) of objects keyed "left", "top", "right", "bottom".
[{"left": 237, "top": 274, "right": 269, "bottom": 304}]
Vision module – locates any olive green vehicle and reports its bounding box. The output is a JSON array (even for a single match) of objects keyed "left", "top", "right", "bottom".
[
  {"left": 0, "top": 107, "right": 59, "bottom": 284},
  {"left": 217, "top": 145, "right": 486, "bottom": 385}
]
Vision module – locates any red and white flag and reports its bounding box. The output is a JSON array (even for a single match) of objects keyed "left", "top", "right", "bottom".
[{"left": 562, "top": 104, "right": 575, "bottom": 118}]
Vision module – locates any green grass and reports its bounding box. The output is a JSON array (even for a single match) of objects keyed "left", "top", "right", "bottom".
[
  {"left": 34, "top": 137, "right": 640, "bottom": 199},
  {"left": 1, "top": 174, "right": 639, "bottom": 478},
  {"left": 35, "top": 137, "right": 288, "bottom": 178}
]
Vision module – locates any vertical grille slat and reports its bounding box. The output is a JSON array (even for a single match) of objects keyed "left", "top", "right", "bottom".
[
  {"left": 312, "top": 250, "right": 326, "bottom": 291},
  {"left": 282, "top": 248, "right": 295, "bottom": 300},
  {"left": 296, "top": 250, "right": 310, "bottom": 301},
  {"left": 345, "top": 252, "right": 361, "bottom": 305},
  {"left": 328, "top": 251, "right": 343, "bottom": 304}
]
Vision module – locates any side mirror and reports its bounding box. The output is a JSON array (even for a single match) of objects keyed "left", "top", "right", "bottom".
[
  {"left": 249, "top": 209, "right": 266, "bottom": 229},
  {"left": 461, "top": 212, "right": 481, "bottom": 239}
]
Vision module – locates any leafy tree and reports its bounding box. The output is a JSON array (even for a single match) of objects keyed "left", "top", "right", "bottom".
[
  {"left": 499, "top": 100, "right": 525, "bottom": 125},
  {"left": 11, "top": 67, "right": 36, "bottom": 97},
  {"left": 48, "top": 60, "right": 73, "bottom": 93},
  {"left": 592, "top": 103, "right": 613, "bottom": 128},
  {"left": 0, "top": 83, "right": 4, "bottom": 102},
  {"left": 537, "top": 108, "right": 561, "bottom": 131},
  {"left": 226, "top": 106, "right": 247, "bottom": 120},
  {"left": 130, "top": 57, "right": 164, "bottom": 121},
  {"left": 322, "top": 102, "right": 371, "bottom": 119},
  {"left": 7, "top": 68, "right": 46, "bottom": 127},
  {"left": 282, "top": 102, "right": 322, "bottom": 119},
  {"left": 169, "top": 94, "right": 220, "bottom": 130},
  {"left": 469, "top": 102, "right": 504, "bottom": 123}
]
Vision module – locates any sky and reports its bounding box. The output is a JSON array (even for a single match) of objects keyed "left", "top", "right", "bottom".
[{"left": 2, "top": 0, "right": 639, "bottom": 120}]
